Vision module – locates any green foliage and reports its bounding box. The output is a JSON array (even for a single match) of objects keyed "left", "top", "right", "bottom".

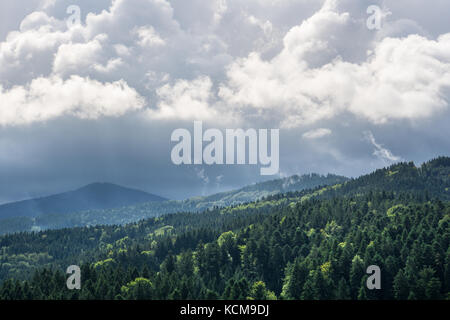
[
  {"left": 0, "top": 157, "right": 449, "bottom": 300},
  {"left": 120, "top": 277, "right": 154, "bottom": 300},
  {"left": 248, "top": 281, "right": 276, "bottom": 300}
]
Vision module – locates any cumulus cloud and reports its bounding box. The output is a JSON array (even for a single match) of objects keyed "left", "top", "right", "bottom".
[
  {"left": 9, "top": 0, "right": 449, "bottom": 128},
  {"left": 1, "top": 0, "right": 449, "bottom": 130},
  {"left": 0, "top": 12, "right": 69, "bottom": 84},
  {"left": 52, "top": 34, "right": 111, "bottom": 75},
  {"left": 146, "top": 76, "right": 220, "bottom": 121},
  {"left": 218, "top": 1, "right": 450, "bottom": 128},
  {"left": 133, "top": 25, "right": 165, "bottom": 47},
  {"left": 0, "top": 75, "right": 145, "bottom": 126}
]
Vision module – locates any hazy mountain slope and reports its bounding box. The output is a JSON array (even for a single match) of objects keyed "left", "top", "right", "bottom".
[
  {"left": 186, "top": 173, "right": 348, "bottom": 209},
  {"left": 0, "top": 173, "right": 348, "bottom": 234},
  {"left": 2, "top": 154, "right": 448, "bottom": 236},
  {"left": 0, "top": 183, "right": 167, "bottom": 220}
]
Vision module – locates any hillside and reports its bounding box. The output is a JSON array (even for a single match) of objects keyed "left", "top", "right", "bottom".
[
  {"left": 0, "top": 173, "right": 348, "bottom": 235},
  {"left": 196, "top": 173, "right": 348, "bottom": 206},
  {"left": 0, "top": 157, "right": 448, "bottom": 300},
  {"left": 1, "top": 156, "right": 449, "bottom": 236},
  {"left": 0, "top": 182, "right": 167, "bottom": 220},
  {"left": 296, "top": 157, "right": 450, "bottom": 202},
  {"left": 180, "top": 173, "right": 348, "bottom": 212}
]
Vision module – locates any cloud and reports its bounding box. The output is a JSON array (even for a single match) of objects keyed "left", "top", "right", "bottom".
[
  {"left": 303, "top": 128, "right": 332, "bottom": 139},
  {"left": 0, "top": 12, "right": 70, "bottom": 84},
  {"left": 218, "top": 1, "right": 450, "bottom": 128},
  {"left": 195, "top": 167, "right": 210, "bottom": 185},
  {"left": 363, "top": 131, "right": 402, "bottom": 163},
  {"left": 146, "top": 76, "right": 221, "bottom": 122},
  {"left": 133, "top": 25, "right": 165, "bottom": 47},
  {"left": 52, "top": 34, "right": 114, "bottom": 75},
  {"left": 0, "top": 0, "right": 449, "bottom": 201},
  {"left": 0, "top": 75, "right": 145, "bottom": 126},
  {"left": 10, "top": 0, "right": 450, "bottom": 128}
]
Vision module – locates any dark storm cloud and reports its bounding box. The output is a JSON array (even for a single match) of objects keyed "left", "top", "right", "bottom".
[{"left": 0, "top": 115, "right": 272, "bottom": 202}]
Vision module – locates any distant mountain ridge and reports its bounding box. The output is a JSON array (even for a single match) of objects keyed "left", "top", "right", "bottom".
[
  {"left": 0, "top": 182, "right": 167, "bottom": 220},
  {"left": 188, "top": 173, "right": 349, "bottom": 208},
  {"left": 0, "top": 173, "right": 348, "bottom": 234},
  {"left": 1, "top": 156, "right": 448, "bottom": 235}
]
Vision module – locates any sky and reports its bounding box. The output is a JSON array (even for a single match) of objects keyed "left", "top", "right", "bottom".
[{"left": 0, "top": 0, "right": 449, "bottom": 202}]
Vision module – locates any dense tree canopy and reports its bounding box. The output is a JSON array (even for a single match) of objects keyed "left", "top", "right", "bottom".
[{"left": 0, "top": 158, "right": 449, "bottom": 300}]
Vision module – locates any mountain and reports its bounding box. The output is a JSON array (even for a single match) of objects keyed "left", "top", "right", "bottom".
[
  {"left": 0, "top": 173, "right": 348, "bottom": 234},
  {"left": 0, "top": 156, "right": 448, "bottom": 300},
  {"left": 0, "top": 182, "right": 167, "bottom": 220},
  {"left": 184, "top": 173, "right": 349, "bottom": 209},
  {"left": 1, "top": 155, "right": 449, "bottom": 235},
  {"left": 302, "top": 156, "right": 450, "bottom": 202}
]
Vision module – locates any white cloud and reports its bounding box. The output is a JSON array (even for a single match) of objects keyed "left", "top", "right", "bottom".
[
  {"left": 1, "top": 0, "right": 450, "bottom": 129},
  {"left": 114, "top": 44, "right": 131, "bottom": 57},
  {"left": 0, "top": 12, "right": 71, "bottom": 84},
  {"left": 218, "top": 1, "right": 450, "bottom": 128},
  {"left": 53, "top": 34, "right": 108, "bottom": 75},
  {"left": 303, "top": 128, "right": 332, "bottom": 139},
  {"left": 83, "top": 0, "right": 179, "bottom": 42},
  {"left": 247, "top": 15, "right": 273, "bottom": 36},
  {"left": 133, "top": 25, "right": 165, "bottom": 47},
  {"left": 19, "top": 11, "right": 61, "bottom": 31},
  {"left": 195, "top": 167, "right": 209, "bottom": 185},
  {"left": 364, "top": 131, "right": 402, "bottom": 163},
  {"left": 0, "top": 75, "right": 145, "bottom": 126},
  {"left": 93, "top": 57, "right": 123, "bottom": 73},
  {"left": 147, "top": 76, "right": 219, "bottom": 121}
]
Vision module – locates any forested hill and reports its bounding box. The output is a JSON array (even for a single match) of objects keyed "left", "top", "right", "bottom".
[
  {"left": 274, "top": 157, "right": 450, "bottom": 203},
  {"left": 1, "top": 157, "right": 448, "bottom": 235},
  {"left": 337, "top": 157, "right": 450, "bottom": 199},
  {"left": 0, "top": 157, "right": 448, "bottom": 300},
  {"left": 0, "top": 173, "right": 347, "bottom": 235}
]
